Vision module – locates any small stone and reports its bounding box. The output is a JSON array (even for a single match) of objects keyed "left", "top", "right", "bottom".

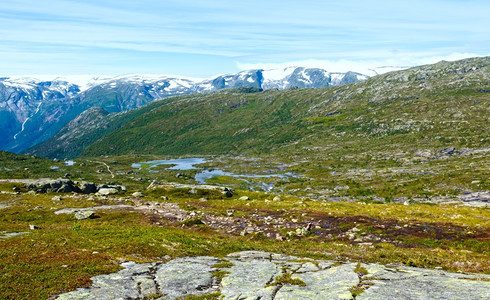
[
  {"left": 239, "top": 196, "right": 250, "bottom": 201},
  {"left": 132, "top": 192, "right": 144, "bottom": 197},
  {"left": 199, "top": 197, "right": 208, "bottom": 202},
  {"left": 296, "top": 228, "right": 305, "bottom": 235},
  {"left": 273, "top": 196, "right": 282, "bottom": 201},
  {"left": 52, "top": 196, "right": 62, "bottom": 201},
  {"left": 161, "top": 196, "right": 169, "bottom": 201},
  {"left": 29, "top": 224, "right": 41, "bottom": 230},
  {"left": 75, "top": 210, "right": 95, "bottom": 220},
  {"left": 240, "top": 226, "right": 254, "bottom": 236},
  {"left": 96, "top": 188, "right": 119, "bottom": 195}
]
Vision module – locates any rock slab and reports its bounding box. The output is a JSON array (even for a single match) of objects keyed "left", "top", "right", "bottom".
[{"left": 56, "top": 251, "right": 490, "bottom": 300}]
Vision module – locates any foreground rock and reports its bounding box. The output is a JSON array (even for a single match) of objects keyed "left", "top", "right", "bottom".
[
  {"left": 56, "top": 251, "right": 490, "bottom": 300},
  {"left": 0, "top": 231, "right": 29, "bottom": 239},
  {"left": 55, "top": 205, "right": 132, "bottom": 216}
]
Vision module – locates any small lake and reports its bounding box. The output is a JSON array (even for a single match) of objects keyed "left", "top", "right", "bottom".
[
  {"left": 132, "top": 158, "right": 206, "bottom": 171},
  {"left": 132, "top": 158, "right": 297, "bottom": 188}
]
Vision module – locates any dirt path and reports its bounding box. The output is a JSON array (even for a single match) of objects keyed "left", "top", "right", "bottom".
[{"left": 95, "top": 161, "right": 115, "bottom": 178}]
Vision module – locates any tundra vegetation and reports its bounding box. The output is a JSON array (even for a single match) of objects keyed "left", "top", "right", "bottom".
[{"left": 0, "top": 57, "right": 489, "bottom": 299}]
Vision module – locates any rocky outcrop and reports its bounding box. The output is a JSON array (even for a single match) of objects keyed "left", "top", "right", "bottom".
[
  {"left": 0, "top": 178, "right": 125, "bottom": 194},
  {"left": 79, "top": 181, "right": 97, "bottom": 194},
  {"left": 148, "top": 183, "right": 234, "bottom": 198},
  {"left": 56, "top": 251, "right": 490, "bottom": 299},
  {"left": 25, "top": 179, "right": 82, "bottom": 193}
]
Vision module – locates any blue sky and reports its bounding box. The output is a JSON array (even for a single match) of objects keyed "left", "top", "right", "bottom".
[{"left": 0, "top": 0, "right": 489, "bottom": 77}]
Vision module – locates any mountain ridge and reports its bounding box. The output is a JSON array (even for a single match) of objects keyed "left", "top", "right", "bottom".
[
  {"left": 25, "top": 56, "right": 489, "bottom": 159},
  {"left": 1, "top": 67, "right": 367, "bottom": 153}
]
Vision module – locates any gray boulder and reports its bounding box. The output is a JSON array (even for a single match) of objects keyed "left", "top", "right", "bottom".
[
  {"left": 56, "top": 183, "right": 74, "bottom": 193},
  {"left": 79, "top": 182, "right": 97, "bottom": 194},
  {"left": 26, "top": 179, "right": 81, "bottom": 193},
  {"left": 132, "top": 192, "right": 144, "bottom": 197},
  {"left": 96, "top": 188, "right": 119, "bottom": 196},
  {"left": 75, "top": 210, "right": 95, "bottom": 220}
]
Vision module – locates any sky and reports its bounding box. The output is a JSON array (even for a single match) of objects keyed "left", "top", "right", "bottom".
[{"left": 0, "top": 0, "right": 489, "bottom": 77}]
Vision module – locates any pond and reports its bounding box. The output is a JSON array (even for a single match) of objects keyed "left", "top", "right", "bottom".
[
  {"left": 132, "top": 157, "right": 298, "bottom": 190},
  {"left": 65, "top": 160, "right": 76, "bottom": 166},
  {"left": 132, "top": 158, "right": 206, "bottom": 171}
]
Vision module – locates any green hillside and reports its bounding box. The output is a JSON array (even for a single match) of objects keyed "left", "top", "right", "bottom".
[{"left": 80, "top": 57, "right": 489, "bottom": 158}]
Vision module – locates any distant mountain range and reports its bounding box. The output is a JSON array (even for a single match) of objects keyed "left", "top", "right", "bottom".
[
  {"left": 0, "top": 68, "right": 368, "bottom": 153},
  {"left": 24, "top": 57, "right": 490, "bottom": 160}
]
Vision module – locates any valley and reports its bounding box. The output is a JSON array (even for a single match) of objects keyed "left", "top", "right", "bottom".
[{"left": 0, "top": 57, "right": 489, "bottom": 299}]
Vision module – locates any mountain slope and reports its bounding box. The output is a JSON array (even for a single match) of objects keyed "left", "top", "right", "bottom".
[
  {"left": 25, "top": 97, "right": 180, "bottom": 158},
  {"left": 1, "top": 68, "right": 366, "bottom": 153},
  {"left": 30, "top": 56, "right": 487, "bottom": 159}
]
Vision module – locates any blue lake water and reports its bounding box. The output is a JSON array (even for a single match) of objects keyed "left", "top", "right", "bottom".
[
  {"left": 132, "top": 158, "right": 296, "bottom": 187},
  {"left": 131, "top": 158, "right": 206, "bottom": 171}
]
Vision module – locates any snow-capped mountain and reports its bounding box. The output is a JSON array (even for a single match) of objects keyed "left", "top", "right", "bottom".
[{"left": 0, "top": 68, "right": 368, "bottom": 153}]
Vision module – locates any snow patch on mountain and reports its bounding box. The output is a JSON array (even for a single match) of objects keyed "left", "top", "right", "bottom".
[{"left": 1, "top": 67, "right": 369, "bottom": 153}]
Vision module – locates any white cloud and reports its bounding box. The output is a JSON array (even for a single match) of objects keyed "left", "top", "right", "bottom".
[
  {"left": 235, "top": 52, "right": 485, "bottom": 76},
  {"left": 1, "top": 0, "right": 488, "bottom": 76}
]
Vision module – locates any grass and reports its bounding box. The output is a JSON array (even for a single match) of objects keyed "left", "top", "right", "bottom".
[
  {"left": 184, "top": 292, "right": 222, "bottom": 300},
  {"left": 212, "top": 261, "right": 234, "bottom": 269},
  {"left": 350, "top": 262, "right": 372, "bottom": 298},
  {"left": 0, "top": 187, "right": 488, "bottom": 299},
  {"left": 266, "top": 269, "right": 306, "bottom": 288}
]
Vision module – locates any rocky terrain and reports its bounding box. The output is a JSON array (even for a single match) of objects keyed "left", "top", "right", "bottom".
[
  {"left": 1, "top": 166, "right": 489, "bottom": 299},
  {"left": 57, "top": 251, "right": 490, "bottom": 299}
]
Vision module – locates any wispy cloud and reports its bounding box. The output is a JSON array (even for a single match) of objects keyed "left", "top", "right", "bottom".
[
  {"left": 235, "top": 52, "right": 484, "bottom": 76},
  {"left": 0, "top": 0, "right": 488, "bottom": 76}
]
